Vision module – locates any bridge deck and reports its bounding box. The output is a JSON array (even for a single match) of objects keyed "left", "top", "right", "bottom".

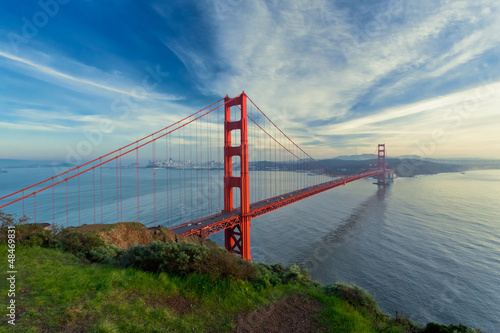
[{"left": 171, "top": 170, "right": 388, "bottom": 238}]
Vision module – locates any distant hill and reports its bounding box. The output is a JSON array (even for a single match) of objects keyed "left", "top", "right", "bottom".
[
  {"left": 333, "top": 154, "right": 424, "bottom": 161},
  {"left": 0, "top": 159, "right": 72, "bottom": 169},
  {"left": 332, "top": 154, "right": 374, "bottom": 160},
  {"left": 320, "top": 156, "right": 500, "bottom": 177}
]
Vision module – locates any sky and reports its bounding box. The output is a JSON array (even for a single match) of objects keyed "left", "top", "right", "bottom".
[{"left": 0, "top": 0, "right": 499, "bottom": 161}]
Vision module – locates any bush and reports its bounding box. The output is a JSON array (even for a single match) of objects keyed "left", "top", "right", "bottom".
[
  {"left": 0, "top": 210, "right": 321, "bottom": 285},
  {"left": 253, "top": 263, "right": 284, "bottom": 288},
  {"left": 0, "top": 211, "right": 29, "bottom": 228},
  {"left": 198, "top": 248, "right": 258, "bottom": 280},
  {"left": 56, "top": 229, "right": 124, "bottom": 264},
  {"left": 121, "top": 241, "right": 208, "bottom": 275},
  {"left": 87, "top": 244, "right": 125, "bottom": 264},
  {"left": 324, "top": 282, "right": 378, "bottom": 313},
  {"left": 1, "top": 211, "right": 62, "bottom": 247},
  {"left": 120, "top": 241, "right": 260, "bottom": 280},
  {"left": 422, "top": 322, "right": 483, "bottom": 333},
  {"left": 17, "top": 225, "right": 59, "bottom": 247},
  {"left": 252, "top": 262, "right": 318, "bottom": 288},
  {"left": 57, "top": 228, "right": 107, "bottom": 260},
  {"left": 0, "top": 211, "right": 30, "bottom": 243}
]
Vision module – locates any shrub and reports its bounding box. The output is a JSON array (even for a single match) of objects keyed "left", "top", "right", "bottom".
[
  {"left": 422, "top": 322, "right": 483, "bottom": 333},
  {"left": 0, "top": 211, "right": 29, "bottom": 228},
  {"left": 163, "top": 242, "right": 208, "bottom": 274},
  {"left": 324, "top": 282, "right": 378, "bottom": 313},
  {"left": 1, "top": 211, "right": 61, "bottom": 247},
  {"left": 252, "top": 262, "right": 318, "bottom": 288},
  {"left": 120, "top": 242, "right": 259, "bottom": 280},
  {"left": 253, "top": 263, "right": 284, "bottom": 288},
  {"left": 57, "top": 228, "right": 107, "bottom": 260},
  {"left": 198, "top": 248, "right": 258, "bottom": 280},
  {"left": 0, "top": 211, "right": 30, "bottom": 243},
  {"left": 87, "top": 244, "right": 125, "bottom": 264},
  {"left": 121, "top": 241, "right": 209, "bottom": 275}
]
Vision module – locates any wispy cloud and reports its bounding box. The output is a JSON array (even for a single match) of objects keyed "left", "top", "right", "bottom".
[
  {"left": 0, "top": 121, "right": 72, "bottom": 132},
  {"left": 0, "top": 49, "right": 183, "bottom": 101},
  {"left": 162, "top": 0, "right": 500, "bottom": 158},
  {"left": 324, "top": 82, "right": 500, "bottom": 134},
  {"left": 0, "top": 51, "right": 135, "bottom": 96},
  {"left": 311, "top": 81, "right": 500, "bottom": 157},
  {"left": 0, "top": 0, "right": 498, "bottom": 159}
]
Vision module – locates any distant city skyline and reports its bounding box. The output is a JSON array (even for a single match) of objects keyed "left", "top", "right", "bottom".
[{"left": 0, "top": 1, "right": 499, "bottom": 160}]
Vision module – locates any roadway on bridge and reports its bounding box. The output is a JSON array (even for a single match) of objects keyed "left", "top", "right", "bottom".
[{"left": 171, "top": 170, "right": 387, "bottom": 237}]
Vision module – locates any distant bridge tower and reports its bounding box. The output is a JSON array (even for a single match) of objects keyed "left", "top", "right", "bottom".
[
  {"left": 223, "top": 92, "right": 251, "bottom": 260},
  {"left": 377, "top": 144, "right": 386, "bottom": 186}
]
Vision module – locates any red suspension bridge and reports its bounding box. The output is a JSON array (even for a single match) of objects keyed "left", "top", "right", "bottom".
[{"left": 0, "top": 92, "right": 393, "bottom": 260}]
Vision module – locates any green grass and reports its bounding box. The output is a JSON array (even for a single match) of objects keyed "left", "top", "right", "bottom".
[{"left": 0, "top": 245, "right": 412, "bottom": 332}]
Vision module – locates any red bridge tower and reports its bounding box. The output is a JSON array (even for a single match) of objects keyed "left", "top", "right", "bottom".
[
  {"left": 223, "top": 93, "right": 251, "bottom": 260},
  {"left": 377, "top": 144, "right": 387, "bottom": 186}
]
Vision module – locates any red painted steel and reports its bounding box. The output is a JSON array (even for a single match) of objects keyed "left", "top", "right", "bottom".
[
  {"left": 0, "top": 99, "right": 233, "bottom": 211},
  {"left": 223, "top": 93, "right": 251, "bottom": 260},
  {"left": 246, "top": 95, "right": 342, "bottom": 177},
  {"left": 173, "top": 170, "right": 390, "bottom": 238},
  {"left": 0, "top": 98, "right": 225, "bottom": 205},
  {"left": 377, "top": 144, "right": 386, "bottom": 186},
  {"left": 0, "top": 90, "right": 392, "bottom": 261}
]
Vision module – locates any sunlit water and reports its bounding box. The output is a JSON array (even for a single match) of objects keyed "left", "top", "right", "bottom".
[
  {"left": 1, "top": 168, "right": 499, "bottom": 331},
  {"left": 215, "top": 170, "right": 500, "bottom": 331}
]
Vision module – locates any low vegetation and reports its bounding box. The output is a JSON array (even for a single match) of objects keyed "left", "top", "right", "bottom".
[{"left": 0, "top": 211, "right": 485, "bottom": 332}]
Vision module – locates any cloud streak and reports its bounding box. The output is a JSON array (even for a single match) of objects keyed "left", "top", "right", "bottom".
[
  {"left": 168, "top": 0, "right": 500, "bottom": 158},
  {"left": 0, "top": 49, "right": 183, "bottom": 102},
  {"left": 0, "top": 0, "right": 499, "bottom": 159}
]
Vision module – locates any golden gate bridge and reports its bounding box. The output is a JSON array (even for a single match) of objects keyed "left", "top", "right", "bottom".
[{"left": 0, "top": 92, "right": 393, "bottom": 260}]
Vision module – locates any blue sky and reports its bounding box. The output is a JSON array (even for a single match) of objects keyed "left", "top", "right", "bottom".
[{"left": 0, "top": 0, "right": 499, "bottom": 160}]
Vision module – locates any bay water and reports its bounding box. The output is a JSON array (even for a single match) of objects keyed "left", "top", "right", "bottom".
[{"left": 1, "top": 168, "right": 499, "bottom": 331}]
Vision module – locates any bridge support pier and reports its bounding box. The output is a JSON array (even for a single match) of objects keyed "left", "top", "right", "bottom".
[{"left": 223, "top": 92, "right": 251, "bottom": 260}]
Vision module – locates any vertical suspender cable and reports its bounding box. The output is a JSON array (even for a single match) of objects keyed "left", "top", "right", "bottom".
[
  {"left": 136, "top": 144, "right": 140, "bottom": 222},
  {"left": 268, "top": 119, "right": 271, "bottom": 197},
  {"left": 120, "top": 151, "right": 123, "bottom": 221},
  {"left": 93, "top": 168, "right": 96, "bottom": 224},
  {"left": 116, "top": 159, "right": 119, "bottom": 223},
  {"left": 66, "top": 180, "right": 69, "bottom": 227},
  {"left": 78, "top": 168, "right": 81, "bottom": 226},
  {"left": 190, "top": 116, "right": 193, "bottom": 217},
  {"left": 182, "top": 127, "right": 188, "bottom": 222},
  {"left": 208, "top": 113, "right": 211, "bottom": 214},
  {"left": 52, "top": 179, "right": 55, "bottom": 225},
  {"left": 178, "top": 129, "right": 182, "bottom": 223},
  {"left": 100, "top": 158, "right": 103, "bottom": 223},
  {"left": 33, "top": 193, "right": 36, "bottom": 223},
  {"left": 153, "top": 138, "right": 157, "bottom": 227},
  {"left": 169, "top": 134, "right": 172, "bottom": 223},
  {"left": 218, "top": 106, "right": 221, "bottom": 212},
  {"left": 274, "top": 127, "right": 277, "bottom": 196},
  {"left": 165, "top": 135, "right": 170, "bottom": 227}
]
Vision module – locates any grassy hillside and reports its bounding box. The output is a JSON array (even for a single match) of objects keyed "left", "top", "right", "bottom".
[
  {"left": 0, "top": 217, "right": 483, "bottom": 332},
  {"left": 1, "top": 245, "right": 408, "bottom": 333}
]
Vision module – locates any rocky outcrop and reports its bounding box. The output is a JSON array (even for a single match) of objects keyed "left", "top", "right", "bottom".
[{"left": 74, "top": 222, "right": 221, "bottom": 249}]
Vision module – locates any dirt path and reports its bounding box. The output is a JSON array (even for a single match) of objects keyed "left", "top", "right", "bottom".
[{"left": 231, "top": 295, "right": 323, "bottom": 333}]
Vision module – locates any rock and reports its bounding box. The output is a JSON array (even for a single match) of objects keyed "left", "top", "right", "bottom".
[
  {"left": 95, "top": 222, "right": 152, "bottom": 249},
  {"left": 72, "top": 222, "right": 220, "bottom": 250}
]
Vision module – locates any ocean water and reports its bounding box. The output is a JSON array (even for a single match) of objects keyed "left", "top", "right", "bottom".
[
  {"left": 237, "top": 170, "right": 500, "bottom": 331},
  {"left": 1, "top": 168, "right": 499, "bottom": 331}
]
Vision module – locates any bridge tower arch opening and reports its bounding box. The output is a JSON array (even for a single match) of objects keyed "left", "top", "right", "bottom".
[{"left": 223, "top": 92, "right": 251, "bottom": 260}]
